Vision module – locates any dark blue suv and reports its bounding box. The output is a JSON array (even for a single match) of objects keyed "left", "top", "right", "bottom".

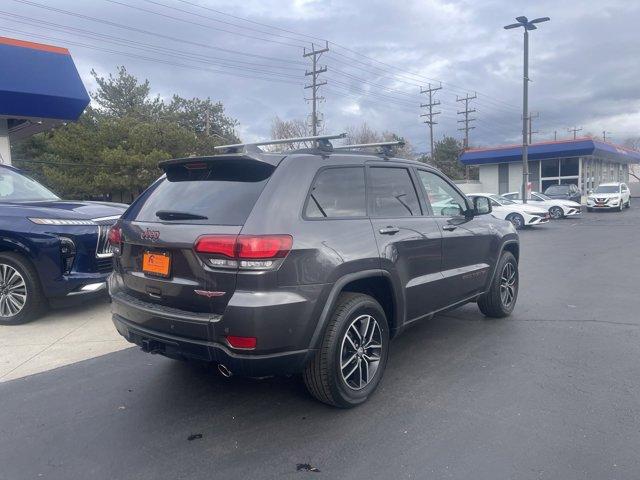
[{"left": 0, "top": 165, "right": 126, "bottom": 324}]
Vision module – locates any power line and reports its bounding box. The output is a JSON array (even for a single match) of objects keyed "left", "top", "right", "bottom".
[
  {"left": 304, "top": 42, "right": 329, "bottom": 136},
  {"left": 0, "top": 26, "right": 303, "bottom": 86},
  {"left": 0, "top": 15, "right": 304, "bottom": 75},
  {"left": 103, "top": 0, "right": 306, "bottom": 49},
  {"left": 420, "top": 83, "right": 442, "bottom": 157},
  {"left": 9, "top": 0, "right": 305, "bottom": 65},
  {"left": 115, "top": 0, "right": 523, "bottom": 113}
]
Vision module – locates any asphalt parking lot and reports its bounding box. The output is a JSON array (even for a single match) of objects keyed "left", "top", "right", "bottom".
[{"left": 1, "top": 207, "right": 639, "bottom": 480}]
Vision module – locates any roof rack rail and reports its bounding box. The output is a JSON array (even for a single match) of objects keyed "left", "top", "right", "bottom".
[
  {"left": 333, "top": 140, "right": 405, "bottom": 156},
  {"left": 214, "top": 133, "right": 347, "bottom": 154}
]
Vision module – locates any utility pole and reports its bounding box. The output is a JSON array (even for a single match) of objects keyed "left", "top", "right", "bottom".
[
  {"left": 554, "top": 130, "right": 557, "bottom": 141},
  {"left": 304, "top": 41, "right": 329, "bottom": 137},
  {"left": 568, "top": 126, "right": 582, "bottom": 140},
  {"left": 420, "top": 83, "right": 442, "bottom": 158},
  {"left": 504, "top": 15, "right": 550, "bottom": 204},
  {"left": 527, "top": 112, "right": 539, "bottom": 143},
  {"left": 602, "top": 130, "right": 611, "bottom": 142},
  {"left": 457, "top": 93, "right": 476, "bottom": 180},
  {"left": 205, "top": 106, "right": 210, "bottom": 136}
]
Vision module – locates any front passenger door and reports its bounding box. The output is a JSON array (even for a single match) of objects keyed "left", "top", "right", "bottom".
[{"left": 416, "top": 170, "right": 494, "bottom": 304}]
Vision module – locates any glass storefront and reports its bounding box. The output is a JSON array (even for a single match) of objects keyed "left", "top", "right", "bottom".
[{"left": 539, "top": 157, "right": 580, "bottom": 193}]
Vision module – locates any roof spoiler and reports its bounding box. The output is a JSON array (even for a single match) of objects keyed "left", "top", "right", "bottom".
[{"left": 213, "top": 133, "right": 347, "bottom": 154}]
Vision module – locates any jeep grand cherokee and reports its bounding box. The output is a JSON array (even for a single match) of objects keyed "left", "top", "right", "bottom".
[{"left": 109, "top": 136, "right": 519, "bottom": 407}]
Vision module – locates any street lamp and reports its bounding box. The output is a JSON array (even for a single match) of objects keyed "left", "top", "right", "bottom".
[{"left": 504, "top": 15, "right": 550, "bottom": 204}]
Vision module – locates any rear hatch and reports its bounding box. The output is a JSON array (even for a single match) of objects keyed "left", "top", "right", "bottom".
[{"left": 117, "top": 156, "right": 276, "bottom": 315}]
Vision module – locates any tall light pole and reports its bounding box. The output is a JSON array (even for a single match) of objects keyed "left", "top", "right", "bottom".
[{"left": 504, "top": 16, "right": 550, "bottom": 203}]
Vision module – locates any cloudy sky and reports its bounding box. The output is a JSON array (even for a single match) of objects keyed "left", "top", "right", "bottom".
[{"left": 3, "top": 0, "right": 639, "bottom": 152}]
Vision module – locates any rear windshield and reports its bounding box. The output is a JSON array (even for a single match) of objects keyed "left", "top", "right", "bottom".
[
  {"left": 545, "top": 185, "right": 569, "bottom": 194},
  {"left": 133, "top": 159, "right": 274, "bottom": 225}
]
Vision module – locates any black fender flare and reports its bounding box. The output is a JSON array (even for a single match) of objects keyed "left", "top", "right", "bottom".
[
  {"left": 483, "top": 239, "right": 519, "bottom": 293},
  {"left": 306, "top": 269, "right": 402, "bottom": 354}
]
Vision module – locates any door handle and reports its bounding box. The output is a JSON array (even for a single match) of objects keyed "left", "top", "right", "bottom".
[
  {"left": 442, "top": 224, "right": 457, "bottom": 231},
  {"left": 379, "top": 226, "right": 400, "bottom": 235}
]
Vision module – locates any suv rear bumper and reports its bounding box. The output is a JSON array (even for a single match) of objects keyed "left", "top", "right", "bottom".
[
  {"left": 110, "top": 285, "right": 323, "bottom": 376},
  {"left": 112, "top": 314, "right": 310, "bottom": 376}
]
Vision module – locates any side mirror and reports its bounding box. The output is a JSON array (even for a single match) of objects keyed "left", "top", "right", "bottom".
[{"left": 471, "top": 196, "right": 492, "bottom": 216}]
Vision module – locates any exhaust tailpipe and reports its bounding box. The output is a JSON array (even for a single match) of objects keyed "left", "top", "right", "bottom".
[{"left": 217, "top": 364, "right": 233, "bottom": 378}]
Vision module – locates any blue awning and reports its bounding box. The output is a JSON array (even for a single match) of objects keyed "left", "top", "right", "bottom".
[
  {"left": 460, "top": 138, "right": 640, "bottom": 165},
  {"left": 0, "top": 36, "right": 89, "bottom": 136}
]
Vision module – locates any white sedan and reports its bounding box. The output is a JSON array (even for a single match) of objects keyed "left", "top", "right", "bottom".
[
  {"left": 468, "top": 193, "right": 550, "bottom": 230},
  {"left": 501, "top": 191, "right": 582, "bottom": 219}
]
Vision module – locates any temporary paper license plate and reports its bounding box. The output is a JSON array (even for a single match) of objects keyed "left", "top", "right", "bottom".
[{"left": 142, "top": 252, "right": 171, "bottom": 277}]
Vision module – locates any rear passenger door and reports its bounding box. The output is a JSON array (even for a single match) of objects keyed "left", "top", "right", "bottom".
[
  {"left": 415, "top": 169, "right": 494, "bottom": 303},
  {"left": 367, "top": 164, "right": 445, "bottom": 321}
]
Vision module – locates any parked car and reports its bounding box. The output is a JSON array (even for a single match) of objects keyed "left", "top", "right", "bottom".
[
  {"left": 108, "top": 137, "right": 520, "bottom": 408},
  {"left": 543, "top": 183, "right": 582, "bottom": 204},
  {"left": 467, "top": 193, "right": 549, "bottom": 229},
  {"left": 501, "top": 191, "right": 581, "bottom": 219},
  {"left": 586, "top": 182, "right": 631, "bottom": 211},
  {"left": 0, "top": 165, "right": 127, "bottom": 324}
]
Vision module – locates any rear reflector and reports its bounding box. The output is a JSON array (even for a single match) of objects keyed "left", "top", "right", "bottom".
[
  {"left": 194, "top": 235, "right": 292, "bottom": 259},
  {"left": 226, "top": 335, "right": 257, "bottom": 349}
]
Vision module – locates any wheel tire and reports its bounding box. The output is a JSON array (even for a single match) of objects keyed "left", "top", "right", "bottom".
[
  {"left": 0, "top": 252, "right": 45, "bottom": 325},
  {"left": 619, "top": 202, "right": 624, "bottom": 212},
  {"left": 478, "top": 251, "right": 518, "bottom": 318},
  {"left": 549, "top": 206, "right": 563, "bottom": 219},
  {"left": 506, "top": 213, "right": 525, "bottom": 230},
  {"left": 303, "top": 292, "right": 390, "bottom": 408},
  {"left": 626, "top": 199, "right": 631, "bottom": 209}
]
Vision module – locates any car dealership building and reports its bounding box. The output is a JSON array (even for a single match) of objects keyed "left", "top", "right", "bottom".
[{"left": 460, "top": 138, "right": 640, "bottom": 197}]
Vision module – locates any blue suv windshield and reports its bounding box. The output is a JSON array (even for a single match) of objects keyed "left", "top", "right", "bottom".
[{"left": 0, "top": 168, "right": 60, "bottom": 202}]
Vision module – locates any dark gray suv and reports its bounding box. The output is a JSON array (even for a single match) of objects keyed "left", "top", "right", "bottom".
[{"left": 109, "top": 136, "right": 519, "bottom": 407}]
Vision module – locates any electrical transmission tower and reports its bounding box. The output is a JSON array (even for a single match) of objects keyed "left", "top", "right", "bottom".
[
  {"left": 304, "top": 41, "right": 329, "bottom": 136},
  {"left": 527, "top": 112, "right": 539, "bottom": 143},
  {"left": 456, "top": 93, "right": 477, "bottom": 148},
  {"left": 457, "top": 93, "right": 477, "bottom": 179},
  {"left": 420, "top": 83, "right": 442, "bottom": 157},
  {"left": 568, "top": 126, "right": 582, "bottom": 140},
  {"left": 602, "top": 130, "right": 611, "bottom": 142}
]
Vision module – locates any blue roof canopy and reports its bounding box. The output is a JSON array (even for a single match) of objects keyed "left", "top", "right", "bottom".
[
  {"left": 461, "top": 138, "right": 640, "bottom": 165},
  {"left": 0, "top": 36, "right": 89, "bottom": 138}
]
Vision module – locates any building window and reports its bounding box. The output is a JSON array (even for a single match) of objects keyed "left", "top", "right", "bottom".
[
  {"left": 541, "top": 159, "right": 559, "bottom": 177},
  {"left": 561, "top": 158, "right": 579, "bottom": 176},
  {"left": 498, "top": 163, "right": 509, "bottom": 194}
]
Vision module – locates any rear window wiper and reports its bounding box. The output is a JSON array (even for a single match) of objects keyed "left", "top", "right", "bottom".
[{"left": 155, "top": 210, "right": 208, "bottom": 221}]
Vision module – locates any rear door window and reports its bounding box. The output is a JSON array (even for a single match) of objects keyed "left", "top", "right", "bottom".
[
  {"left": 305, "top": 167, "right": 366, "bottom": 218},
  {"left": 133, "top": 159, "right": 274, "bottom": 225},
  {"left": 368, "top": 167, "right": 422, "bottom": 217}
]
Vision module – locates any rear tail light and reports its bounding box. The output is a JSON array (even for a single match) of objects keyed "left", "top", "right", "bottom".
[
  {"left": 107, "top": 224, "right": 122, "bottom": 254},
  {"left": 194, "top": 234, "right": 292, "bottom": 270},
  {"left": 226, "top": 335, "right": 257, "bottom": 350}
]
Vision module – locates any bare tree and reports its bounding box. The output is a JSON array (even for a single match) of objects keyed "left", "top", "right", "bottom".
[
  {"left": 624, "top": 137, "right": 640, "bottom": 181},
  {"left": 345, "top": 122, "right": 415, "bottom": 159},
  {"left": 269, "top": 116, "right": 313, "bottom": 150}
]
